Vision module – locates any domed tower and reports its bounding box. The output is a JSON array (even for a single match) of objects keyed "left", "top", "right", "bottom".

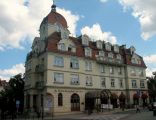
[{"left": 39, "top": 3, "right": 70, "bottom": 41}]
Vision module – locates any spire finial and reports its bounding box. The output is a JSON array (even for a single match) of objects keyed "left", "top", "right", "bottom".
[{"left": 51, "top": 0, "right": 56, "bottom": 12}]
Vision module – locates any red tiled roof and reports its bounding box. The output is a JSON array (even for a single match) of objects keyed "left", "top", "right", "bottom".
[
  {"left": 41, "top": 11, "right": 67, "bottom": 28},
  {"left": 45, "top": 32, "right": 146, "bottom": 68}
]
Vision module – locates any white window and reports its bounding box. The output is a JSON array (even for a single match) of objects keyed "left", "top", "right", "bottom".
[
  {"left": 85, "top": 61, "right": 92, "bottom": 71},
  {"left": 86, "top": 76, "right": 92, "bottom": 86},
  {"left": 96, "top": 41, "right": 103, "bottom": 49},
  {"left": 138, "top": 69, "right": 144, "bottom": 76},
  {"left": 140, "top": 80, "right": 145, "bottom": 88},
  {"left": 110, "top": 66, "right": 114, "bottom": 74},
  {"left": 132, "top": 80, "right": 137, "bottom": 88},
  {"left": 131, "top": 58, "right": 136, "bottom": 64},
  {"left": 114, "top": 45, "right": 119, "bottom": 53},
  {"left": 82, "top": 35, "right": 89, "bottom": 46},
  {"left": 137, "top": 59, "right": 141, "bottom": 64},
  {"left": 99, "top": 51, "right": 105, "bottom": 56},
  {"left": 105, "top": 43, "right": 111, "bottom": 51},
  {"left": 54, "top": 73, "right": 64, "bottom": 83},
  {"left": 70, "top": 58, "right": 79, "bottom": 69},
  {"left": 54, "top": 56, "right": 64, "bottom": 67},
  {"left": 108, "top": 52, "right": 113, "bottom": 58},
  {"left": 71, "top": 74, "right": 79, "bottom": 85},
  {"left": 101, "top": 78, "right": 106, "bottom": 87},
  {"left": 100, "top": 65, "right": 105, "bottom": 73},
  {"left": 119, "top": 79, "right": 123, "bottom": 88},
  {"left": 131, "top": 68, "right": 136, "bottom": 76},
  {"left": 85, "top": 47, "right": 92, "bottom": 57},
  {"left": 111, "top": 79, "right": 115, "bottom": 87}
]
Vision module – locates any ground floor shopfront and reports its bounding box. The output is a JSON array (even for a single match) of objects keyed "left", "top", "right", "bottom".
[{"left": 24, "top": 87, "right": 148, "bottom": 116}]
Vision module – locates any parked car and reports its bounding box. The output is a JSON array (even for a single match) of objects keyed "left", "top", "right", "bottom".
[{"left": 148, "top": 102, "right": 156, "bottom": 111}]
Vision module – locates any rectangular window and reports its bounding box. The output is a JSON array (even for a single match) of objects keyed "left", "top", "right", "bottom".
[
  {"left": 85, "top": 61, "right": 92, "bottom": 71},
  {"left": 59, "top": 43, "right": 65, "bottom": 51},
  {"left": 118, "top": 67, "right": 122, "bottom": 75},
  {"left": 85, "top": 48, "right": 92, "bottom": 57},
  {"left": 131, "top": 68, "right": 136, "bottom": 76},
  {"left": 101, "top": 78, "right": 106, "bottom": 87},
  {"left": 111, "top": 79, "right": 115, "bottom": 87},
  {"left": 100, "top": 65, "right": 105, "bottom": 73},
  {"left": 54, "top": 73, "right": 64, "bottom": 84},
  {"left": 110, "top": 67, "right": 114, "bottom": 74},
  {"left": 132, "top": 80, "right": 137, "bottom": 88},
  {"left": 138, "top": 69, "right": 144, "bottom": 77},
  {"left": 119, "top": 79, "right": 123, "bottom": 88},
  {"left": 70, "top": 58, "right": 79, "bottom": 69},
  {"left": 140, "top": 80, "right": 145, "bottom": 88},
  {"left": 54, "top": 56, "right": 64, "bottom": 67},
  {"left": 71, "top": 74, "right": 79, "bottom": 85},
  {"left": 86, "top": 76, "right": 92, "bottom": 86}
]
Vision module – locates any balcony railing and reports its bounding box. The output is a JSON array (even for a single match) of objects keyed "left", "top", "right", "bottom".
[
  {"left": 36, "top": 81, "right": 44, "bottom": 90},
  {"left": 95, "top": 55, "right": 124, "bottom": 66},
  {"left": 35, "top": 64, "right": 44, "bottom": 73}
]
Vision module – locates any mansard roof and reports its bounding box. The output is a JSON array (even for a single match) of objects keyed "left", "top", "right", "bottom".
[{"left": 44, "top": 32, "right": 146, "bottom": 68}]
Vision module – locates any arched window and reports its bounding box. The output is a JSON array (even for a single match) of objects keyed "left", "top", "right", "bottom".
[{"left": 58, "top": 93, "right": 63, "bottom": 106}]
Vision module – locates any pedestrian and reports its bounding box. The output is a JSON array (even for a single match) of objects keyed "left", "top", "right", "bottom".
[{"left": 136, "top": 105, "right": 140, "bottom": 113}]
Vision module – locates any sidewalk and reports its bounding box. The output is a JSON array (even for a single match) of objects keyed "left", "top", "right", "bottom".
[{"left": 45, "top": 108, "right": 136, "bottom": 120}]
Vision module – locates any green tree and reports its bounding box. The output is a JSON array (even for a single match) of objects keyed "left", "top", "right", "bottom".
[
  {"left": 147, "top": 72, "right": 156, "bottom": 103},
  {"left": 0, "top": 73, "right": 24, "bottom": 118}
]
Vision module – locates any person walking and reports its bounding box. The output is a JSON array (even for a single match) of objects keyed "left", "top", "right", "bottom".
[{"left": 136, "top": 105, "right": 140, "bottom": 113}]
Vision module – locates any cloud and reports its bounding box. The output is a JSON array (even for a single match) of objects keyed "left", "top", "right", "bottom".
[
  {"left": 143, "top": 54, "right": 156, "bottom": 77},
  {"left": 0, "top": 63, "right": 25, "bottom": 81},
  {"left": 81, "top": 23, "right": 117, "bottom": 44},
  {"left": 0, "top": 0, "right": 80, "bottom": 51},
  {"left": 119, "top": 0, "right": 156, "bottom": 40},
  {"left": 57, "top": 8, "right": 80, "bottom": 37},
  {"left": 100, "top": 0, "right": 108, "bottom": 3},
  {"left": 144, "top": 54, "right": 156, "bottom": 64}
]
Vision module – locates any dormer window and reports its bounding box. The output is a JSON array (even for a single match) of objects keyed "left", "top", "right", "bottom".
[
  {"left": 105, "top": 43, "right": 111, "bottom": 51},
  {"left": 99, "top": 51, "right": 105, "bottom": 56},
  {"left": 108, "top": 52, "right": 113, "bottom": 58},
  {"left": 58, "top": 43, "right": 66, "bottom": 51},
  {"left": 114, "top": 45, "right": 119, "bottom": 53},
  {"left": 85, "top": 47, "right": 92, "bottom": 57},
  {"left": 96, "top": 41, "right": 103, "bottom": 49},
  {"left": 130, "top": 46, "right": 136, "bottom": 55},
  {"left": 82, "top": 34, "right": 90, "bottom": 46}
]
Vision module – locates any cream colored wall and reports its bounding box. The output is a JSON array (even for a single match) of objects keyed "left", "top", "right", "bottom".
[
  {"left": 47, "top": 88, "right": 85, "bottom": 114},
  {"left": 46, "top": 52, "right": 126, "bottom": 90},
  {"left": 126, "top": 66, "right": 147, "bottom": 90}
]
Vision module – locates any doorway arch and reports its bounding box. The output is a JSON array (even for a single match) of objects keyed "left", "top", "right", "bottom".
[{"left": 71, "top": 93, "right": 80, "bottom": 111}]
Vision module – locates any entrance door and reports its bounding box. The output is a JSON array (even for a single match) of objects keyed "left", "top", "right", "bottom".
[{"left": 71, "top": 94, "right": 80, "bottom": 111}]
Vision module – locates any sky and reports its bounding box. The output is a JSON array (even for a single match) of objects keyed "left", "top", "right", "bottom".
[{"left": 0, "top": 0, "right": 156, "bottom": 81}]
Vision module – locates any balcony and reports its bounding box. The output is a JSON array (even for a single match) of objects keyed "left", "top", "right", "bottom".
[
  {"left": 36, "top": 81, "right": 44, "bottom": 90},
  {"left": 35, "top": 64, "right": 44, "bottom": 73},
  {"left": 96, "top": 55, "right": 124, "bottom": 66}
]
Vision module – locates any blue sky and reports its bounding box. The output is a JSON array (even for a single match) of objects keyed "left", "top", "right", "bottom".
[{"left": 0, "top": 0, "right": 156, "bottom": 80}]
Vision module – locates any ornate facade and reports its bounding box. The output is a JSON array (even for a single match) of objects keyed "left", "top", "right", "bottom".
[{"left": 24, "top": 4, "right": 148, "bottom": 116}]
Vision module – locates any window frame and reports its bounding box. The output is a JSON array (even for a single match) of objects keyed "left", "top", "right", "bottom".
[
  {"left": 54, "top": 73, "right": 64, "bottom": 84},
  {"left": 58, "top": 93, "right": 63, "bottom": 106},
  {"left": 54, "top": 56, "right": 64, "bottom": 67}
]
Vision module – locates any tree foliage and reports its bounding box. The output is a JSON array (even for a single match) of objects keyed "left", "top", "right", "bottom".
[
  {"left": 0, "top": 73, "right": 24, "bottom": 116},
  {"left": 147, "top": 72, "right": 156, "bottom": 102}
]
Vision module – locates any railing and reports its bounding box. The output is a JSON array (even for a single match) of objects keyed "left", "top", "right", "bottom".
[
  {"left": 36, "top": 81, "right": 44, "bottom": 90},
  {"left": 35, "top": 64, "right": 44, "bottom": 73},
  {"left": 96, "top": 55, "right": 124, "bottom": 66}
]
